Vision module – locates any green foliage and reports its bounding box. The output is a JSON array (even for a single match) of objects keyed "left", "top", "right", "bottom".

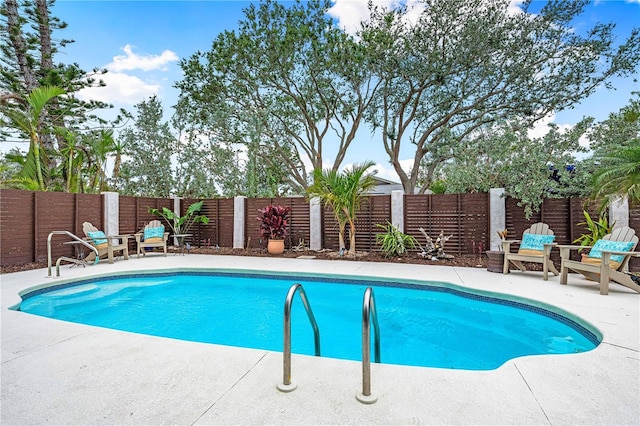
[
  {"left": 573, "top": 211, "right": 613, "bottom": 249},
  {"left": 432, "top": 118, "right": 592, "bottom": 218},
  {"left": 256, "top": 204, "right": 291, "bottom": 240},
  {"left": 589, "top": 97, "right": 640, "bottom": 211},
  {"left": 375, "top": 221, "right": 417, "bottom": 257},
  {"left": 306, "top": 161, "right": 377, "bottom": 254},
  {"left": 149, "top": 201, "right": 209, "bottom": 236},
  {"left": 0, "top": 85, "right": 65, "bottom": 190},
  {"left": 117, "top": 96, "right": 175, "bottom": 197},
  {"left": 429, "top": 180, "right": 447, "bottom": 194},
  {"left": 361, "top": 0, "right": 640, "bottom": 194},
  {"left": 175, "top": 0, "right": 378, "bottom": 190}
]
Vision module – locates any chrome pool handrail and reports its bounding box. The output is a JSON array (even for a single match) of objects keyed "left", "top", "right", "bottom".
[
  {"left": 47, "top": 231, "right": 99, "bottom": 277},
  {"left": 277, "top": 283, "right": 320, "bottom": 392},
  {"left": 356, "top": 286, "right": 380, "bottom": 404}
]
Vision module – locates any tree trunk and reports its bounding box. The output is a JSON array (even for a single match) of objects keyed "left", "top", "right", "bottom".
[
  {"left": 348, "top": 220, "right": 356, "bottom": 255},
  {"left": 5, "top": 0, "right": 37, "bottom": 91}
]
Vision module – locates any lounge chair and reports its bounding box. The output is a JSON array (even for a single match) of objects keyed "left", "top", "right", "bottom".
[
  {"left": 559, "top": 226, "right": 640, "bottom": 295},
  {"left": 82, "top": 222, "right": 130, "bottom": 264},
  {"left": 134, "top": 220, "right": 169, "bottom": 258},
  {"left": 502, "top": 222, "right": 558, "bottom": 280}
]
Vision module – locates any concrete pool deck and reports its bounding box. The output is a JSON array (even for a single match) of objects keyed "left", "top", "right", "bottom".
[{"left": 1, "top": 254, "right": 639, "bottom": 425}]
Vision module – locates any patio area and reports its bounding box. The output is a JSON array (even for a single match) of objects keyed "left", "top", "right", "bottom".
[{"left": 1, "top": 254, "right": 639, "bottom": 425}]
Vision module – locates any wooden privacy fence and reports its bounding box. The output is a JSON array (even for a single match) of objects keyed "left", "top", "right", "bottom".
[{"left": 2, "top": 189, "right": 638, "bottom": 271}]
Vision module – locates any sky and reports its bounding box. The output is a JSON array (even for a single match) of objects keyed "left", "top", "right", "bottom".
[{"left": 10, "top": 0, "right": 640, "bottom": 182}]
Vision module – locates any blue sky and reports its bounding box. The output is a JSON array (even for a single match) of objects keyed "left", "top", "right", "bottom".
[{"left": 35, "top": 1, "right": 640, "bottom": 180}]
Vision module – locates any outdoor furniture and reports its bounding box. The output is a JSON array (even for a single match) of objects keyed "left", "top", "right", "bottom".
[
  {"left": 82, "top": 222, "right": 130, "bottom": 264},
  {"left": 134, "top": 220, "right": 169, "bottom": 258},
  {"left": 559, "top": 226, "right": 639, "bottom": 295},
  {"left": 171, "top": 234, "right": 192, "bottom": 255},
  {"left": 502, "top": 222, "right": 558, "bottom": 280}
]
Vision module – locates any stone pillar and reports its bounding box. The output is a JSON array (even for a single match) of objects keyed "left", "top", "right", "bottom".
[
  {"left": 390, "top": 190, "right": 405, "bottom": 232},
  {"left": 171, "top": 197, "right": 182, "bottom": 246},
  {"left": 101, "top": 191, "right": 119, "bottom": 239},
  {"left": 489, "top": 188, "right": 506, "bottom": 251},
  {"left": 609, "top": 197, "right": 629, "bottom": 230},
  {"left": 309, "top": 197, "right": 322, "bottom": 251},
  {"left": 233, "top": 196, "right": 246, "bottom": 249}
]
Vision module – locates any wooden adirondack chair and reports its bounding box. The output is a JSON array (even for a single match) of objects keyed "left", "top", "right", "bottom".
[
  {"left": 134, "top": 220, "right": 169, "bottom": 258},
  {"left": 559, "top": 226, "right": 640, "bottom": 295},
  {"left": 502, "top": 222, "right": 558, "bottom": 280},
  {"left": 82, "top": 222, "right": 130, "bottom": 264}
]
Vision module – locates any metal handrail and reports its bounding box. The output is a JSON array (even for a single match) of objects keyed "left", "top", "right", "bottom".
[
  {"left": 277, "top": 283, "right": 320, "bottom": 392},
  {"left": 47, "top": 231, "right": 99, "bottom": 277},
  {"left": 357, "top": 286, "right": 380, "bottom": 404}
]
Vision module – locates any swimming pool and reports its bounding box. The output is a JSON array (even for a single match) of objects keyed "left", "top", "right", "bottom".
[{"left": 17, "top": 270, "right": 600, "bottom": 370}]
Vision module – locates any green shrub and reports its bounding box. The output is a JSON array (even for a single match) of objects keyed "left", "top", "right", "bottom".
[{"left": 375, "top": 221, "right": 418, "bottom": 257}]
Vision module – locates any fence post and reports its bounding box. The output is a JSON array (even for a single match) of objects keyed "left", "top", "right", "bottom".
[
  {"left": 102, "top": 191, "right": 119, "bottom": 240},
  {"left": 489, "top": 188, "right": 506, "bottom": 251},
  {"left": 609, "top": 197, "right": 629, "bottom": 230},
  {"left": 171, "top": 196, "right": 182, "bottom": 246},
  {"left": 309, "top": 197, "right": 322, "bottom": 251},
  {"left": 234, "top": 196, "right": 246, "bottom": 249},
  {"left": 391, "top": 190, "right": 405, "bottom": 232}
]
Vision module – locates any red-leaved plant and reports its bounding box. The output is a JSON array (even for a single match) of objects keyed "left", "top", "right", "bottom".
[{"left": 257, "top": 204, "right": 292, "bottom": 240}]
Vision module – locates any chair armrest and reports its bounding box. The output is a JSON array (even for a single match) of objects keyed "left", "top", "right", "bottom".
[
  {"left": 501, "top": 239, "right": 520, "bottom": 253},
  {"left": 556, "top": 244, "right": 590, "bottom": 250},
  {"left": 134, "top": 233, "right": 142, "bottom": 243},
  {"left": 601, "top": 250, "right": 640, "bottom": 257},
  {"left": 558, "top": 244, "right": 590, "bottom": 260},
  {"left": 163, "top": 232, "right": 169, "bottom": 241},
  {"left": 106, "top": 234, "right": 131, "bottom": 245}
]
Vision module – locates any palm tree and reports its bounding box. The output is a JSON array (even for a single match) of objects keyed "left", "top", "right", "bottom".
[
  {"left": 307, "top": 161, "right": 377, "bottom": 255},
  {"left": 1, "top": 86, "right": 65, "bottom": 191},
  {"left": 591, "top": 139, "right": 640, "bottom": 211}
]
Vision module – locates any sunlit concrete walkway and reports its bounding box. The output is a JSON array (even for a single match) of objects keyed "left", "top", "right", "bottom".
[{"left": 2, "top": 254, "right": 639, "bottom": 425}]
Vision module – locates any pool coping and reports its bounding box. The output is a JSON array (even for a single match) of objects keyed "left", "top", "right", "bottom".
[{"left": 2, "top": 254, "right": 639, "bottom": 425}]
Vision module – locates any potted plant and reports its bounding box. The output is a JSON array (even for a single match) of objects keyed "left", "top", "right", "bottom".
[{"left": 257, "top": 204, "right": 291, "bottom": 254}]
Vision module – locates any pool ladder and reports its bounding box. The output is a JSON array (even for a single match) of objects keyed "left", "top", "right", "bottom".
[
  {"left": 277, "top": 284, "right": 380, "bottom": 404},
  {"left": 47, "top": 231, "right": 99, "bottom": 277}
]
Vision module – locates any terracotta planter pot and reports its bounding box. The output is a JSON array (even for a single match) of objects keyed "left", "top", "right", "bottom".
[
  {"left": 486, "top": 250, "right": 505, "bottom": 273},
  {"left": 267, "top": 239, "right": 285, "bottom": 255}
]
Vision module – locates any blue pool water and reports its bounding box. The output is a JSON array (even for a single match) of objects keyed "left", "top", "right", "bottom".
[{"left": 18, "top": 271, "right": 600, "bottom": 370}]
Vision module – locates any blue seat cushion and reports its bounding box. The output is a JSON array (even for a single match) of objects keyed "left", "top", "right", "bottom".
[
  {"left": 87, "top": 230, "right": 108, "bottom": 246},
  {"left": 519, "top": 233, "right": 555, "bottom": 251},
  {"left": 143, "top": 226, "right": 165, "bottom": 241},
  {"left": 588, "top": 240, "right": 634, "bottom": 263}
]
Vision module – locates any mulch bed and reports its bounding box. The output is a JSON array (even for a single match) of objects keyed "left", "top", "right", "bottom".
[{"left": 1, "top": 247, "right": 490, "bottom": 274}]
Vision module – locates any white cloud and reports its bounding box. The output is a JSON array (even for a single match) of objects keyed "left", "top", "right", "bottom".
[
  {"left": 528, "top": 112, "right": 590, "bottom": 150},
  {"left": 328, "top": 0, "right": 424, "bottom": 36},
  {"left": 108, "top": 44, "right": 178, "bottom": 72},
  {"left": 76, "top": 45, "right": 179, "bottom": 105},
  {"left": 329, "top": 0, "right": 526, "bottom": 35},
  {"left": 77, "top": 71, "right": 161, "bottom": 105}
]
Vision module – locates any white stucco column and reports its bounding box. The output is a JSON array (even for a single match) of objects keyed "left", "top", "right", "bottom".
[
  {"left": 489, "top": 188, "right": 506, "bottom": 251},
  {"left": 390, "top": 190, "right": 405, "bottom": 232},
  {"left": 101, "top": 191, "right": 119, "bottom": 239},
  {"left": 233, "top": 196, "right": 246, "bottom": 249},
  {"left": 609, "top": 197, "right": 629, "bottom": 230},
  {"left": 171, "top": 197, "right": 182, "bottom": 246},
  {"left": 309, "top": 197, "right": 322, "bottom": 251}
]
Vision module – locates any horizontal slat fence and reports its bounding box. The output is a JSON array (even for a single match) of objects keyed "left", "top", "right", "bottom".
[
  {"left": 405, "top": 193, "right": 489, "bottom": 256},
  {"left": 246, "top": 197, "right": 310, "bottom": 250},
  {"left": 321, "top": 195, "right": 391, "bottom": 251},
  {"left": 0, "top": 189, "right": 103, "bottom": 265},
  {"left": 182, "top": 198, "right": 235, "bottom": 248},
  {"left": 1, "top": 189, "right": 638, "bottom": 273}
]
